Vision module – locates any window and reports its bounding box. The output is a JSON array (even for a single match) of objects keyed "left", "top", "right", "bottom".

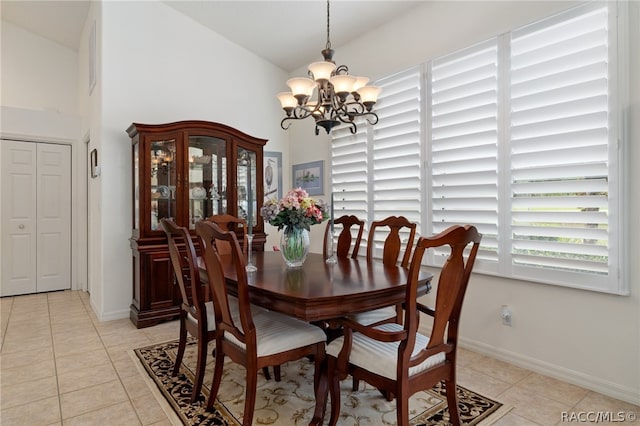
[{"left": 331, "top": 2, "right": 626, "bottom": 294}]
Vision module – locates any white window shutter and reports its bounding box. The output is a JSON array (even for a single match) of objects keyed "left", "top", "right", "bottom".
[
  {"left": 429, "top": 39, "right": 500, "bottom": 265},
  {"left": 509, "top": 3, "right": 617, "bottom": 290}
]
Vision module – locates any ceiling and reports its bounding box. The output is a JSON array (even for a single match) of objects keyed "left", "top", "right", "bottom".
[{"left": 1, "top": 0, "right": 423, "bottom": 72}]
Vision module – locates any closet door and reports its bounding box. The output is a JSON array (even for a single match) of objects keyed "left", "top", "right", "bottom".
[
  {"left": 1, "top": 141, "right": 71, "bottom": 296},
  {"left": 36, "top": 143, "right": 71, "bottom": 292},
  {"left": 1, "top": 141, "right": 37, "bottom": 295}
]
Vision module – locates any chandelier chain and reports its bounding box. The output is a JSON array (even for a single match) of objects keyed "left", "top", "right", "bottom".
[{"left": 326, "top": 0, "right": 331, "bottom": 50}]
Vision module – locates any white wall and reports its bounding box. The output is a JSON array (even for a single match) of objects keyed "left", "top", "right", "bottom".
[
  {"left": 1, "top": 21, "right": 79, "bottom": 115},
  {"left": 91, "top": 1, "right": 290, "bottom": 320},
  {"left": 288, "top": 1, "right": 639, "bottom": 404}
]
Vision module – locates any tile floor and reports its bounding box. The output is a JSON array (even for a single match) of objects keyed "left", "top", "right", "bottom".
[{"left": 1, "top": 290, "right": 638, "bottom": 425}]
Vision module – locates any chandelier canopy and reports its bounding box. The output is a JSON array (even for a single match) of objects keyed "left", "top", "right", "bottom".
[{"left": 277, "top": 0, "right": 381, "bottom": 135}]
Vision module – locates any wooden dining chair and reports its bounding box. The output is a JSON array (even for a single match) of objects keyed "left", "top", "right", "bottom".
[
  {"left": 323, "top": 214, "right": 365, "bottom": 260},
  {"left": 326, "top": 225, "right": 482, "bottom": 426},
  {"left": 349, "top": 215, "right": 417, "bottom": 327},
  {"left": 161, "top": 218, "right": 214, "bottom": 403},
  {"left": 196, "top": 220, "right": 327, "bottom": 426},
  {"left": 201, "top": 214, "right": 281, "bottom": 381}
]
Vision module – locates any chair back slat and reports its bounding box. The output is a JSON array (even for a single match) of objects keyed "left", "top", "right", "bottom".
[
  {"left": 324, "top": 215, "right": 365, "bottom": 259},
  {"left": 204, "top": 214, "right": 248, "bottom": 257},
  {"left": 367, "top": 216, "right": 417, "bottom": 267}
]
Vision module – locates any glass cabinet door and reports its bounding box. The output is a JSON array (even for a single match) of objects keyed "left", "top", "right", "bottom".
[
  {"left": 149, "top": 139, "right": 177, "bottom": 231},
  {"left": 237, "top": 147, "right": 258, "bottom": 233},
  {"left": 188, "top": 136, "right": 227, "bottom": 230}
]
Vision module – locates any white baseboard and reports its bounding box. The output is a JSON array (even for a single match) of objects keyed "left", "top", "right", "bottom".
[
  {"left": 459, "top": 336, "right": 640, "bottom": 407},
  {"left": 89, "top": 298, "right": 130, "bottom": 323}
]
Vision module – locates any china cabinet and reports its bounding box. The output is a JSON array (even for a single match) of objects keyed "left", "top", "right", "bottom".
[{"left": 127, "top": 121, "right": 266, "bottom": 328}]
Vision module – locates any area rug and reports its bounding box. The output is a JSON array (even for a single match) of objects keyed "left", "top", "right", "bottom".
[{"left": 133, "top": 339, "right": 510, "bottom": 425}]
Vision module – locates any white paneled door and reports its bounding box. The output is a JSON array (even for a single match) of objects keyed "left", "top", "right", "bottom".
[{"left": 1, "top": 140, "right": 71, "bottom": 296}]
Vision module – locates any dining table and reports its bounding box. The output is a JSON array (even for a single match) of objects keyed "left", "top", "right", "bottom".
[{"left": 198, "top": 251, "right": 433, "bottom": 425}]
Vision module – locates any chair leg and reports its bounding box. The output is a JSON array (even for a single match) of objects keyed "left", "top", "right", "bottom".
[
  {"left": 190, "top": 337, "right": 208, "bottom": 403},
  {"left": 352, "top": 376, "right": 359, "bottom": 391},
  {"left": 243, "top": 368, "right": 259, "bottom": 426},
  {"left": 396, "top": 387, "right": 410, "bottom": 426},
  {"left": 262, "top": 367, "right": 271, "bottom": 380},
  {"left": 172, "top": 317, "right": 187, "bottom": 377},
  {"left": 445, "top": 379, "right": 461, "bottom": 426},
  {"left": 206, "top": 350, "right": 225, "bottom": 411},
  {"left": 327, "top": 357, "right": 341, "bottom": 426},
  {"left": 273, "top": 365, "right": 281, "bottom": 382}
]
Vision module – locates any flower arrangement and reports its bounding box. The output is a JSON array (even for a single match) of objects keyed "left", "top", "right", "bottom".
[{"left": 260, "top": 187, "right": 328, "bottom": 231}]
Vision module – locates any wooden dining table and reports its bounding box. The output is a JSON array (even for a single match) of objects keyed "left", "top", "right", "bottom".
[
  {"left": 198, "top": 251, "right": 433, "bottom": 425},
  {"left": 198, "top": 251, "right": 433, "bottom": 322}
]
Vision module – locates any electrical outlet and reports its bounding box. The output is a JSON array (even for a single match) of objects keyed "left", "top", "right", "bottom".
[{"left": 501, "top": 305, "right": 512, "bottom": 326}]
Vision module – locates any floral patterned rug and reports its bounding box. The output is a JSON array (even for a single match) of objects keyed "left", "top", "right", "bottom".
[{"left": 133, "top": 339, "right": 509, "bottom": 425}]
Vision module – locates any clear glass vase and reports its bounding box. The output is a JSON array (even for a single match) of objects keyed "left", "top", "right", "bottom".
[{"left": 280, "top": 225, "right": 310, "bottom": 268}]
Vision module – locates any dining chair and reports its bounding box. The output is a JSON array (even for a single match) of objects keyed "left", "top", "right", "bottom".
[
  {"left": 349, "top": 215, "right": 417, "bottom": 327},
  {"left": 161, "top": 218, "right": 215, "bottom": 403},
  {"left": 323, "top": 214, "right": 365, "bottom": 260},
  {"left": 196, "top": 220, "right": 327, "bottom": 426},
  {"left": 201, "top": 214, "right": 281, "bottom": 381},
  {"left": 326, "top": 225, "right": 482, "bottom": 426}
]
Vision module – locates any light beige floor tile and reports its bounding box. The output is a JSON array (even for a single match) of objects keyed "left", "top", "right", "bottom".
[
  {"left": 457, "top": 367, "right": 511, "bottom": 399},
  {"left": 492, "top": 412, "right": 544, "bottom": 426},
  {"left": 60, "top": 379, "right": 129, "bottom": 419},
  {"left": 55, "top": 347, "right": 111, "bottom": 374},
  {"left": 57, "top": 362, "right": 119, "bottom": 394},
  {"left": 573, "top": 391, "right": 640, "bottom": 421},
  {"left": 62, "top": 401, "right": 141, "bottom": 426},
  {"left": 51, "top": 321, "right": 96, "bottom": 335},
  {"left": 121, "top": 372, "right": 155, "bottom": 399},
  {"left": 466, "top": 352, "right": 532, "bottom": 384},
  {"left": 0, "top": 358, "right": 56, "bottom": 386},
  {"left": 457, "top": 346, "right": 484, "bottom": 367},
  {"left": 52, "top": 334, "right": 104, "bottom": 358},
  {"left": 3, "top": 323, "right": 52, "bottom": 340},
  {"left": 94, "top": 318, "right": 139, "bottom": 336},
  {"left": 148, "top": 419, "right": 173, "bottom": 426},
  {"left": 1, "top": 334, "right": 53, "bottom": 354},
  {"left": 0, "top": 346, "right": 54, "bottom": 370},
  {"left": 0, "top": 376, "right": 58, "bottom": 410},
  {"left": 516, "top": 372, "right": 589, "bottom": 407},
  {"left": 0, "top": 395, "right": 61, "bottom": 426},
  {"left": 497, "top": 386, "right": 572, "bottom": 425},
  {"left": 100, "top": 329, "right": 152, "bottom": 349},
  {"left": 132, "top": 393, "right": 167, "bottom": 425},
  {"left": 113, "top": 355, "right": 144, "bottom": 378}
]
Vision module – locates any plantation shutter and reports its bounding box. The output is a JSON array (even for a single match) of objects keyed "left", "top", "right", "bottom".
[
  {"left": 370, "top": 67, "right": 422, "bottom": 255},
  {"left": 429, "top": 39, "right": 500, "bottom": 266},
  {"left": 331, "top": 119, "right": 368, "bottom": 219},
  {"left": 509, "top": 3, "right": 616, "bottom": 290}
]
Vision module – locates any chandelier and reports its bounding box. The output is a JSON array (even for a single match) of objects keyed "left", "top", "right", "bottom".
[{"left": 277, "top": 0, "right": 381, "bottom": 135}]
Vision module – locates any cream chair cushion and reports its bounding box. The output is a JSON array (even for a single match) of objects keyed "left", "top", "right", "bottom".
[
  {"left": 224, "top": 311, "right": 326, "bottom": 357},
  {"left": 326, "top": 323, "right": 445, "bottom": 380},
  {"left": 347, "top": 306, "right": 397, "bottom": 326},
  {"left": 187, "top": 297, "right": 268, "bottom": 330}
]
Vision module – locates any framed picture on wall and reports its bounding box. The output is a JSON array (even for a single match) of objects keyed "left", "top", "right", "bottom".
[
  {"left": 292, "top": 160, "right": 323, "bottom": 196},
  {"left": 264, "top": 151, "right": 282, "bottom": 202}
]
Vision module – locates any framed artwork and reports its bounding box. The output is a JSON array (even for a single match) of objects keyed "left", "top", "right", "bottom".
[
  {"left": 292, "top": 160, "right": 324, "bottom": 196},
  {"left": 264, "top": 151, "right": 282, "bottom": 202}
]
